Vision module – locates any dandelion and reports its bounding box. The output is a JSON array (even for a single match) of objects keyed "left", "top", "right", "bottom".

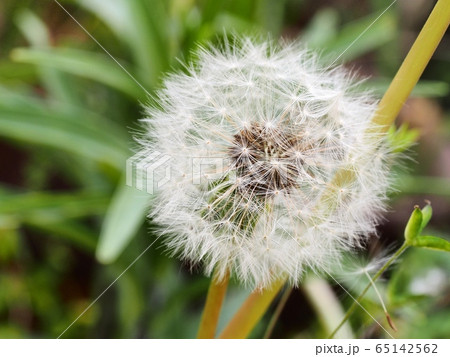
[{"left": 137, "top": 37, "right": 394, "bottom": 288}]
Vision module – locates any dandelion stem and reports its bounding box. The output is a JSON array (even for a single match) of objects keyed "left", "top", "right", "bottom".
[
  {"left": 219, "top": 278, "right": 285, "bottom": 339},
  {"left": 263, "top": 286, "right": 292, "bottom": 339},
  {"left": 328, "top": 242, "right": 409, "bottom": 338},
  {"left": 197, "top": 270, "right": 230, "bottom": 339},
  {"left": 371, "top": 0, "right": 450, "bottom": 130}
]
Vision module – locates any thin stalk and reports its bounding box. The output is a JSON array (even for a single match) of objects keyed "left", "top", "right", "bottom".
[
  {"left": 197, "top": 270, "right": 230, "bottom": 339},
  {"left": 363, "top": 270, "right": 397, "bottom": 331},
  {"left": 218, "top": 278, "right": 285, "bottom": 339},
  {"left": 328, "top": 242, "right": 409, "bottom": 338},
  {"left": 263, "top": 287, "right": 292, "bottom": 339},
  {"left": 363, "top": 270, "right": 388, "bottom": 315}
]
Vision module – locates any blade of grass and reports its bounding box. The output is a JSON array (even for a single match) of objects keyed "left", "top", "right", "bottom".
[
  {"left": 96, "top": 180, "right": 150, "bottom": 263},
  {"left": 76, "top": 0, "right": 168, "bottom": 88},
  {"left": 27, "top": 220, "right": 98, "bottom": 252},
  {"left": 11, "top": 47, "right": 145, "bottom": 99},
  {"left": 14, "top": 9, "right": 81, "bottom": 105},
  {"left": 0, "top": 191, "right": 109, "bottom": 222},
  {"left": 320, "top": 11, "right": 396, "bottom": 61},
  {"left": 0, "top": 86, "right": 129, "bottom": 148},
  {"left": 302, "top": 8, "right": 339, "bottom": 48},
  {"left": 0, "top": 103, "right": 128, "bottom": 169}
]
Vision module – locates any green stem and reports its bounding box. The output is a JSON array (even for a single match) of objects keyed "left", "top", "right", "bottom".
[
  {"left": 328, "top": 242, "right": 409, "bottom": 338},
  {"left": 371, "top": 0, "right": 450, "bottom": 130}
]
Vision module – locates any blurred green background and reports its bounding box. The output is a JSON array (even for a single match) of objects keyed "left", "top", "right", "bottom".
[{"left": 0, "top": 0, "right": 449, "bottom": 338}]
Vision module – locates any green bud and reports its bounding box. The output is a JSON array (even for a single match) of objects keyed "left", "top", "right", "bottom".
[
  {"left": 419, "top": 201, "right": 432, "bottom": 232},
  {"left": 404, "top": 205, "right": 422, "bottom": 244}
]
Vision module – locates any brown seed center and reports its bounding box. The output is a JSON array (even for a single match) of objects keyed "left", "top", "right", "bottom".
[{"left": 229, "top": 122, "right": 303, "bottom": 196}]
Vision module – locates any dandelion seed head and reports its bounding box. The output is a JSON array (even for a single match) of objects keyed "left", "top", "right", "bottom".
[{"left": 137, "top": 37, "right": 395, "bottom": 288}]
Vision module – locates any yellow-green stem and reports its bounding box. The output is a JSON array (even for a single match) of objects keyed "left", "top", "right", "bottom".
[
  {"left": 218, "top": 278, "right": 285, "bottom": 339},
  {"left": 372, "top": 0, "right": 450, "bottom": 130},
  {"left": 197, "top": 270, "right": 230, "bottom": 339},
  {"left": 218, "top": 0, "right": 449, "bottom": 340}
]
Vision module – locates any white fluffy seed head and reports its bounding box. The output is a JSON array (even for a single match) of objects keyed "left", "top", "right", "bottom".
[{"left": 137, "top": 37, "right": 395, "bottom": 288}]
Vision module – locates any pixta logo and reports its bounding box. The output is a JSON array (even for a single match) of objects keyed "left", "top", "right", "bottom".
[{"left": 126, "top": 150, "right": 172, "bottom": 194}]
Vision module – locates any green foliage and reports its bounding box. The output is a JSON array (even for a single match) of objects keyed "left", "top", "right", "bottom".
[
  {"left": 365, "top": 79, "right": 449, "bottom": 98},
  {"left": 12, "top": 47, "right": 146, "bottom": 99},
  {"left": 0, "top": 0, "right": 448, "bottom": 339},
  {"left": 96, "top": 181, "right": 150, "bottom": 263},
  {"left": 387, "top": 123, "right": 420, "bottom": 153}
]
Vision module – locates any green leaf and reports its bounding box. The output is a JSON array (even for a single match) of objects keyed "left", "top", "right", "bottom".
[
  {"left": 364, "top": 79, "right": 449, "bottom": 98},
  {"left": 0, "top": 191, "right": 109, "bottom": 223},
  {"left": 11, "top": 47, "right": 145, "bottom": 99},
  {"left": 127, "top": 0, "right": 169, "bottom": 79},
  {"left": 14, "top": 9, "right": 50, "bottom": 46},
  {"left": 28, "top": 220, "right": 97, "bottom": 252},
  {"left": 96, "top": 180, "right": 150, "bottom": 263},
  {"left": 387, "top": 247, "right": 450, "bottom": 306},
  {"left": 255, "top": 0, "right": 287, "bottom": 36},
  {"left": 15, "top": 9, "right": 83, "bottom": 105},
  {"left": 387, "top": 123, "right": 419, "bottom": 153},
  {"left": 0, "top": 99, "right": 128, "bottom": 169},
  {"left": 397, "top": 176, "right": 450, "bottom": 197},
  {"left": 404, "top": 206, "right": 422, "bottom": 244},
  {"left": 321, "top": 12, "right": 396, "bottom": 61},
  {"left": 0, "top": 190, "right": 103, "bottom": 252},
  {"left": 76, "top": 0, "right": 168, "bottom": 88},
  {"left": 213, "top": 13, "right": 260, "bottom": 34},
  {"left": 0, "top": 60, "right": 36, "bottom": 83},
  {"left": 0, "top": 86, "right": 129, "bottom": 144},
  {"left": 302, "top": 8, "right": 339, "bottom": 48},
  {"left": 412, "top": 236, "right": 450, "bottom": 252}
]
